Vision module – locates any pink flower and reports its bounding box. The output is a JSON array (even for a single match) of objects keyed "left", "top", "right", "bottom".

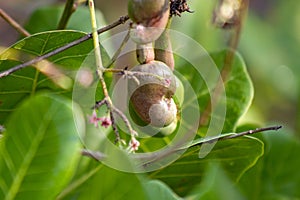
[
  {"left": 88, "top": 110, "right": 101, "bottom": 128},
  {"left": 99, "top": 117, "right": 112, "bottom": 128},
  {"left": 129, "top": 137, "right": 140, "bottom": 152},
  {"left": 88, "top": 110, "right": 112, "bottom": 129}
]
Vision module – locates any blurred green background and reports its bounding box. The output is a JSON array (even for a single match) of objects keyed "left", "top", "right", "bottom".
[{"left": 0, "top": 0, "right": 299, "bottom": 136}]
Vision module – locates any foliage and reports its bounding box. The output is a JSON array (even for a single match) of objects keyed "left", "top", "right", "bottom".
[
  {"left": 0, "top": 1, "right": 298, "bottom": 199},
  {"left": 0, "top": 94, "right": 82, "bottom": 199}
]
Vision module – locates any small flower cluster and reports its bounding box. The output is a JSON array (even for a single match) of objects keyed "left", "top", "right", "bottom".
[
  {"left": 88, "top": 110, "right": 112, "bottom": 128},
  {"left": 88, "top": 109, "right": 140, "bottom": 153},
  {"left": 127, "top": 131, "right": 140, "bottom": 153},
  {"left": 128, "top": 137, "right": 140, "bottom": 153}
]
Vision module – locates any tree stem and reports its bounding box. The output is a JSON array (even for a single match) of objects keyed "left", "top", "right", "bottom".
[{"left": 0, "top": 8, "right": 30, "bottom": 37}]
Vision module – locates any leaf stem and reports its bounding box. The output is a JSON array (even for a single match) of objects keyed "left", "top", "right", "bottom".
[
  {"left": 0, "top": 15, "right": 129, "bottom": 78},
  {"left": 88, "top": 0, "right": 104, "bottom": 72},
  {"left": 57, "top": 0, "right": 76, "bottom": 30},
  {"left": 88, "top": 2, "right": 137, "bottom": 145},
  {"left": 0, "top": 8, "right": 30, "bottom": 37},
  {"left": 88, "top": 0, "right": 110, "bottom": 100}
]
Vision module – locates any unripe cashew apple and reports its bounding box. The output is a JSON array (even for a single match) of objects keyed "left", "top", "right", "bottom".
[
  {"left": 129, "top": 60, "right": 177, "bottom": 127},
  {"left": 128, "top": 0, "right": 170, "bottom": 44}
]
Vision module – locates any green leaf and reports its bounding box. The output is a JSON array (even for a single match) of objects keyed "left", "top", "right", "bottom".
[
  {"left": 210, "top": 50, "right": 254, "bottom": 132},
  {"left": 0, "top": 30, "right": 110, "bottom": 123},
  {"left": 175, "top": 49, "right": 253, "bottom": 133},
  {"left": 143, "top": 180, "right": 182, "bottom": 200},
  {"left": 149, "top": 136, "right": 264, "bottom": 197},
  {"left": 0, "top": 93, "right": 82, "bottom": 200},
  {"left": 239, "top": 130, "right": 300, "bottom": 199},
  {"left": 0, "top": 30, "right": 95, "bottom": 70},
  {"left": 58, "top": 163, "right": 146, "bottom": 200},
  {"left": 24, "top": 5, "right": 108, "bottom": 35},
  {"left": 0, "top": 60, "right": 38, "bottom": 124},
  {"left": 186, "top": 163, "right": 245, "bottom": 200}
]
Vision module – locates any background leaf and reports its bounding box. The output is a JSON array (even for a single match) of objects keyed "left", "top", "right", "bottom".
[
  {"left": 24, "top": 5, "right": 108, "bottom": 35},
  {"left": 210, "top": 50, "right": 254, "bottom": 132},
  {"left": 58, "top": 161, "right": 146, "bottom": 200},
  {"left": 239, "top": 129, "right": 300, "bottom": 199},
  {"left": 0, "top": 93, "right": 82, "bottom": 200},
  {"left": 143, "top": 179, "right": 182, "bottom": 200},
  {"left": 186, "top": 163, "right": 245, "bottom": 200},
  {"left": 149, "top": 136, "right": 264, "bottom": 197},
  {"left": 176, "top": 49, "right": 253, "bottom": 133},
  {"left": 23, "top": 4, "right": 111, "bottom": 52}
]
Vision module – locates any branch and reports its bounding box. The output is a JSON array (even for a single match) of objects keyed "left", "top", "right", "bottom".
[
  {"left": 199, "top": 125, "right": 282, "bottom": 145},
  {"left": 0, "top": 15, "right": 129, "bottom": 79},
  {"left": 81, "top": 149, "right": 106, "bottom": 161},
  {"left": 0, "top": 8, "right": 30, "bottom": 37},
  {"left": 109, "top": 110, "right": 121, "bottom": 144},
  {"left": 57, "top": 0, "right": 76, "bottom": 29},
  {"left": 112, "top": 106, "right": 137, "bottom": 137},
  {"left": 81, "top": 125, "right": 282, "bottom": 162}
]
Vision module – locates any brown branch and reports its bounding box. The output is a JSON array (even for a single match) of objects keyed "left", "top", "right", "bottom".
[
  {"left": 112, "top": 106, "right": 137, "bottom": 137},
  {"left": 81, "top": 149, "right": 106, "bottom": 161},
  {"left": 109, "top": 110, "right": 121, "bottom": 144},
  {"left": 81, "top": 125, "right": 282, "bottom": 162},
  {"left": 195, "top": 125, "right": 282, "bottom": 145},
  {"left": 0, "top": 15, "right": 129, "bottom": 79},
  {"left": 219, "top": 125, "right": 282, "bottom": 141},
  {"left": 0, "top": 8, "right": 30, "bottom": 37}
]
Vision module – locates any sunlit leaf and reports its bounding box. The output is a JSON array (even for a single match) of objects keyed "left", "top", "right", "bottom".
[
  {"left": 0, "top": 93, "right": 82, "bottom": 199},
  {"left": 0, "top": 30, "right": 110, "bottom": 123}
]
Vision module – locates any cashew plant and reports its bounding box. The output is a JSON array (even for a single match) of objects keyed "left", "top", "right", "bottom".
[{"left": 0, "top": 0, "right": 289, "bottom": 199}]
